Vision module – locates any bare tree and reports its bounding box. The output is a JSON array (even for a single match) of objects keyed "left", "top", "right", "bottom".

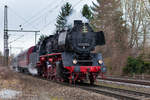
[
  {"left": 122, "top": 0, "right": 150, "bottom": 50},
  {"left": 0, "top": 52, "right": 3, "bottom": 65},
  {"left": 91, "top": 0, "right": 150, "bottom": 75},
  {"left": 91, "top": 0, "right": 129, "bottom": 75}
]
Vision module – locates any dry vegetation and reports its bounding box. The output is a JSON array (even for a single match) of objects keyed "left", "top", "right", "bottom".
[
  {"left": 92, "top": 0, "right": 150, "bottom": 75},
  {"left": 0, "top": 66, "right": 116, "bottom": 100}
]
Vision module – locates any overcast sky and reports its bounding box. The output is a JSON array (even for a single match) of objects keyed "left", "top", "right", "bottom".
[{"left": 0, "top": 0, "right": 96, "bottom": 55}]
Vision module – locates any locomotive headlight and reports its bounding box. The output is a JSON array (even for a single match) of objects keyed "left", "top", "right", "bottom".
[
  {"left": 98, "top": 60, "right": 103, "bottom": 64},
  {"left": 73, "top": 59, "right": 77, "bottom": 64}
]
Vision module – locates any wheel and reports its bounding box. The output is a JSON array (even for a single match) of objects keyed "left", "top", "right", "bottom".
[
  {"left": 56, "top": 61, "right": 63, "bottom": 78},
  {"left": 90, "top": 78, "right": 94, "bottom": 85},
  {"left": 89, "top": 74, "right": 94, "bottom": 85},
  {"left": 17, "top": 66, "right": 23, "bottom": 73},
  {"left": 37, "top": 66, "right": 43, "bottom": 76},
  {"left": 80, "top": 80, "right": 84, "bottom": 84}
]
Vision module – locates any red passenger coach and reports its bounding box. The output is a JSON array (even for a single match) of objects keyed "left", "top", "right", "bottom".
[{"left": 17, "top": 46, "right": 35, "bottom": 72}]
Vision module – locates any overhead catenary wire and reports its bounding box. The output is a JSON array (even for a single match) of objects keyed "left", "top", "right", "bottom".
[
  {"left": 23, "top": 6, "right": 61, "bottom": 29},
  {"left": 21, "top": 0, "right": 63, "bottom": 27},
  {"left": 24, "top": 0, "right": 83, "bottom": 31},
  {"left": 9, "top": 35, "right": 25, "bottom": 44},
  {"left": 40, "top": 0, "right": 83, "bottom": 31},
  {"left": 6, "top": 0, "right": 83, "bottom": 33},
  {"left": 30, "top": 4, "right": 60, "bottom": 29},
  {"left": 72, "top": 0, "right": 83, "bottom": 8},
  {"left": 40, "top": 18, "right": 56, "bottom": 32},
  {"left": 1, "top": 1, "right": 55, "bottom": 30},
  {"left": 8, "top": 6, "right": 37, "bottom": 29},
  {"left": 1, "top": 0, "right": 63, "bottom": 30},
  {"left": 3, "top": 5, "right": 41, "bottom": 46},
  {"left": 8, "top": 0, "right": 84, "bottom": 43}
]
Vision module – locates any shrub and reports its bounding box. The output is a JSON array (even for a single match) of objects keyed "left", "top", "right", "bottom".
[
  {"left": 123, "top": 56, "right": 150, "bottom": 75},
  {"left": 143, "top": 61, "right": 150, "bottom": 74}
]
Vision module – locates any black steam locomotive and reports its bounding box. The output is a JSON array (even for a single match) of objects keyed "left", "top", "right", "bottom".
[{"left": 12, "top": 20, "right": 106, "bottom": 84}]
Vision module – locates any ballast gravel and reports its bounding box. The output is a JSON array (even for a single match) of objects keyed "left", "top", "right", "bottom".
[{"left": 0, "top": 66, "right": 116, "bottom": 100}]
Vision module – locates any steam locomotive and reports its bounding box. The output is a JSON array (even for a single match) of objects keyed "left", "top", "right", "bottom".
[{"left": 12, "top": 20, "right": 106, "bottom": 84}]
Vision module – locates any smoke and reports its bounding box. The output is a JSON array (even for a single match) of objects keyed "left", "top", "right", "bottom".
[
  {"left": 28, "top": 64, "right": 38, "bottom": 75},
  {"left": 66, "top": 9, "right": 88, "bottom": 28}
]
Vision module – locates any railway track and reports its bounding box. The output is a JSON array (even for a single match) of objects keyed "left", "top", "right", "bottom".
[
  {"left": 53, "top": 79, "right": 150, "bottom": 100},
  {"left": 99, "top": 77, "right": 150, "bottom": 86},
  {"left": 77, "top": 84, "right": 150, "bottom": 100}
]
